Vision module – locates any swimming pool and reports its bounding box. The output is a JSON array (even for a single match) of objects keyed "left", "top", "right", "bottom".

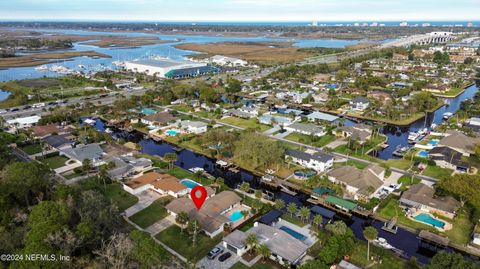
[
  {"left": 229, "top": 211, "right": 244, "bottom": 222},
  {"left": 179, "top": 179, "right": 201, "bottom": 189},
  {"left": 414, "top": 213, "right": 445, "bottom": 228},
  {"left": 417, "top": 150, "right": 429, "bottom": 158},
  {"left": 141, "top": 108, "right": 156, "bottom": 115},
  {"left": 165, "top": 130, "right": 179, "bottom": 136},
  {"left": 294, "top": 169, "right": 316, "bottom": 179},
  {"left": 427, "top": 139, "right": 439, "bottom": 146},
  {"left": 279, "top": 226, "right": 307, "bottom": 241}
]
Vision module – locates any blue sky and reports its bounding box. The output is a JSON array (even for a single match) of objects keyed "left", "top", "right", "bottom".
[{"left": 1, "top": 0, "right": 479, "bottom": 21}]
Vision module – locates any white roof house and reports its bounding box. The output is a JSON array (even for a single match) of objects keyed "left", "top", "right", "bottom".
[
  {"left": 180, "top": 120, "right": 208, "bottom": 134},
  {"left": 306, "top": 111, "right": 339, "bottom": 123},
  {"left": 7, "top": 115, "right": 41, "bottom": 129}
]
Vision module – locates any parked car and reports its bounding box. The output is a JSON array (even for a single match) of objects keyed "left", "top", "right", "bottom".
[
  {"left": 23, "top": 105, "right": 32, "bottom": 110},
  {"left": 207, "top": 246, "right": 224, "bottom": 260},
  {"left": 218, "top": 252, "right": 232, "bottom": 262}
]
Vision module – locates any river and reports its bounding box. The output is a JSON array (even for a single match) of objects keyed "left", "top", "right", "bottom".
[
  {"left": 0, "top": 28, "right": 370, "bottom": 82},
  {"left": 87, "top": 118, "right": 479, "bottom": 265}
]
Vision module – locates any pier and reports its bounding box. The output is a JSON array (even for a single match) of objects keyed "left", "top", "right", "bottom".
[{"left": 381, "top": 217, "right": 399, "bottom": 234}]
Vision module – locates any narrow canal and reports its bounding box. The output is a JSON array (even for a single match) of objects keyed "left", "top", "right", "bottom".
[{"left": 89, "top": 118, "right": 479, "bottom": 265}]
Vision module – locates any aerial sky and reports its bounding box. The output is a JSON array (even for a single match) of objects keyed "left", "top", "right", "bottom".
[{"left": 1, "top": 0, "right": 479, "bottom": 22}]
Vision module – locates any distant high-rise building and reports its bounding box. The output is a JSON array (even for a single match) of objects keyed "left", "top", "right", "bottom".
[
  {"left": 354, "top": 22, "right": 360, "bottom": 27},
  {"left": 422, "top": 23, "right": 431, "bottom": 27},
  {"left": 370, "top": 22, "right": 378, "bottom": 27},
  {"left": 399, "top": 22, "right": 408, "bottom": 27},
  {"left": 361, "top": 22, "right": 368, "bottom": 27},
  {"left": 467, "top": 22, "right": 474, "bottom": 27},
  {"left": 311, "top": 21, "right": 318, "bottom": 27}
]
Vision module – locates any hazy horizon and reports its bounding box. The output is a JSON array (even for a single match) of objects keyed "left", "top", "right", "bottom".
[{"left": 1, "top": 0, "right": 479, "bottom": 22}]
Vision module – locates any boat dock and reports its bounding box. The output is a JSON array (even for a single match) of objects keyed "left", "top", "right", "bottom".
[{"left": 381, "top": 217, "right": 399, "bottom": 234}]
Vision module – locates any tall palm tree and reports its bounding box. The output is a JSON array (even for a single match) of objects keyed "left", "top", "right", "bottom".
[
  {"left": 245, "top": 234, "right": 258, "bottom": 254},
  {"left": 363, "top": 226, "right": 378, "bottom": 261},
  {"left": 287, "top": 202, "right": 297, "bottom": 218},
  {"left": 299, "top": 206, "right": 310, "bottom": 224},
  {"left": 256, "top": 244, "right": 271, "bottom": 263},
  {"left": 163, "top": 152, "right": 177, "bottom": 169},
  {"left": 239, "top": 182, "right": 250, "bottom": 199},
  {"left": 175, "top": 211, "right": 189, "bottom": 234}
]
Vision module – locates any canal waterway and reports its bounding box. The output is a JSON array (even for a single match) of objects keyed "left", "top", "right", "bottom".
[{"left": 88, "top": 118, "right": 479, "bottom": 265}]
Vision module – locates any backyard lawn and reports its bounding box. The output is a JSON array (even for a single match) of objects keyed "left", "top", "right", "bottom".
[
  {"left": 40, "top": 155, "right": 69, "bottom": 169},
  {"left": 350, "top": 239, "right": 412, "bottom": 269},
  {"left": 20, "top": 143, "right": 43, "bottom": 155},
  {"left": 220, "top": 117, "right": 271, "bottom": 132},
  {"left": 155, "top": 225, "right": 222, "bottom": 261},
  {"left": 385, "top": 158, "right": 413, "bottom": 170},
  {"left": 281, "top": 213, "right": 306, "bottom": 227},
  {"left": 422, "top": 165, "right": 453, "bottom": 178},
  {"left": 284, "top": 133, "right": 336, "bottom": 148},
  {"left": 397, "top": 175, "right": 421, "bottom": 191},
  {"left": 103, "top": 183, "right": 139, "bottom": 212},
  {"left": 129, "top": 197, "right": 172, "bottom": 228}
]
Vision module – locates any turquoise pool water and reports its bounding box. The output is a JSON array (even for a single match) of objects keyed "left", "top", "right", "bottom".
[
  {"left": 417, "top": 150, "right": 429, "bottom": 158},
  {"left": 229, "top": 211, "right": 244, "bottom": 222},
  {"left": 427, "top": 139, "right": 439, "bottom": 146},
  {"left": 166, "top": 130, "right": 179, "bottom": 136},
  {"left": 141, "top": 108, "right": 156, "bottom": 115},
  {"left": 280, "top": 226, "right": 307, "bottom": 241},
  {"left": 180, "top": 179, "right": 200, "bottom": 189},
  {"left": 414, "top": 213, "right": 445, "bottom": 228},
  {"left": 294, "top": 170, "right": 316, "bottom": 178}
]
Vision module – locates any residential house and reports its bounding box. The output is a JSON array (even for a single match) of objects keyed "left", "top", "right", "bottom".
[
  {"left": 165, "top": 191, "right": 242, "bottom": 237},
  {"left": 226, "top": 108, "right": 255, "bottom": 119},
  {"left": 465, "top": 117, "right": 480, "bottom": 134},
  {"left": 349, "top": 97, "right": 370, "bottom": 111},
  {"left": 285, "top": 149, "right": 334, "bottom": 172},
  {"left": 258, "top": 114, "right": 293, "bottom": 126},
  {"left": 60, "top": 143, "right": 105, "bottom": 165},
  {"left": 306, "top": 111, "right": 339, "bottom": 123},
  {"left": 438, "top": 130, "right": 480, "bottom": 156},
  {"left": 43, "top": 134, "right": 74, "bottom": 150},
  {"left": 180, "top": 120, "right": 208, "bottom": 134},
  {"left": 400, "top": 183, "right": 460, "bottom": 219},
  {"left": 422, "top": 84, "right": 449, "bottom": 93},
  {"left": 336, "top": 124, "right": 372, "bottom": 144},
  {"left": 123, "top": 172, "right": 189, "bottom": 197},
  {"left": 237, "top": 106, "right": 259, "bottom": 116},
  {"left": 31, "top": 124, "right": 60, "bottom": 138},
  {"left": 107, "top": 156, "right": 153, "bottom": 180},
  {"left": 284, "top": 123, "right": 326, "bottom": 137},
  {"left": 429, "top": 147, "right": 470, "bottom": 172},
  {"left": 7, "top": 115, "right": 41, "bottom": 129},
  {"left": 140, "top": 112, "right": 177, "bottom": 126},
  {"left": 328, "top": 164, "right": 385, "bottom": 200},
  {"left": 222, "top": 222, "right": 309, "bottom": 266}
]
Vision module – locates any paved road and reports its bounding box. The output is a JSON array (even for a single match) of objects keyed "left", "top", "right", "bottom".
[{"left": 0, "top": 88, "right": 149, "bottom": 120}]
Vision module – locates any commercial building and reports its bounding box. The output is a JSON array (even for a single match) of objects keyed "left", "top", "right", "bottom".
[{"left": 124, "top": 58, "right": 217, "bottom": 78}]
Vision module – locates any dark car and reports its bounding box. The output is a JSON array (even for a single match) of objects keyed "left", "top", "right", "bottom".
[
  {"left": 11, "top": 108, "right": 19, "bottom": 112},
  {"left": 218, "top": 252, "right": 231, "bottom": 262},
  {"left": 207, "top": 246, "right": 224, "bottom": 260},
  {"left": 23, "top": 105, "right": 32, "bottom": 110}
]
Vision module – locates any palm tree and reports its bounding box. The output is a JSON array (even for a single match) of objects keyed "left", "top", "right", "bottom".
[
  {"left": 175, "top": 211, "right": 189, "bottom": 234},
  {"left": 287, "top": 202, "right": 297, "bottom": 217},
  {"left": 241, "top": 210, "right": 250, "bottom": 220},
  {"left": 255, "top": 189, "right": 263, "bottom": 200},
  {"left": 313, "top": 214, "right": 323, "bottom": 229},
  {"left": 239, "top": 182, "right": 250, "bottom": 199},
  {"left": 363, "top": 226, "right": 378, "bottom": 261},
  {"left": 274, "top": 199, "right": 285, "bottom": 210},
  {"left": 256, "top": 244, "right": 271, "bottom": 263},
  {"left": 163, "top": 152, "right": 177, "bottom": 169},
  {"left": 245, "top": 234, "right": 258, "bottom": 254},
  {"left": 299, "top": 206, "right": 310, "bottom": 223},
  {"left": 82, "top": 159, "right": 92, "bottom": 177}
]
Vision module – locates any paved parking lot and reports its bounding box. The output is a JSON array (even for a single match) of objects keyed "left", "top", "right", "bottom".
[{"left": 197, "top": 246, "right": 239, "bottom": 269}]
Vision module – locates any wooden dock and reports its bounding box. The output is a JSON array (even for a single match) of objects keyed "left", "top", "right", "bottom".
[{"left": 381, "top": 217, "right": 398, "bottom": 234}]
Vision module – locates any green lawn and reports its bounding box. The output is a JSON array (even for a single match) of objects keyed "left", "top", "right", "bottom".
[
  {"left": 442, "top": 207, "right": 474, "bottom": 245},
  {"left": 397, "top": 175, "right": 421, "bottom": 191},
  {"left": 220, "top": 117, "right": 271, "bottom": 132},
  {"left": 40, "top": 155, "right": 69, "bottom": 169},
  {"left": 423, "top": 165, "right": 453, "bottom": 179},
  {"left": 281, "top": 213, "right": 306, "bottom": 227},
  {"left": 350, "top": 239, "right": 412, "bottom": 269},
  {"left": 334, "top": 135, "right": 386, "bottom": 160},
  {"left": 284, "top": 133, "right": 336, "bottom": 148},
  {"left": 20, "top": 143, "right": 43, "bottom": 155},
  {"left": 385, "top": 159, "right": 413, "bottom": 170},
  {"left": 103, "top": 183, "right": 139, "bottom": 212},
  {"left": 129, "top": 197, "right": 172, "bottom": 228},
  {"left": 155, "top": 225, "right": 222, "bottom": 261}
]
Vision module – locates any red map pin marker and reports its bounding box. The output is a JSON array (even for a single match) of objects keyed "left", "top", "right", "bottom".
[{"left": 191, "top": 186, "right": 207, "bottom": 210}]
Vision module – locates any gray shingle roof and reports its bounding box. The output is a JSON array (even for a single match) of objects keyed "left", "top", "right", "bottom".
[{"left": 61, "top": 143, "right": 104, "bottom": 162}]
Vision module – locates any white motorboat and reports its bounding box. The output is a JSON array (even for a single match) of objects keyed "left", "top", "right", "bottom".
[
  {"left": 443, "top": 112, "right": 453, "bottom": 120},
  {"left": 373, "top": 237, "right": 394, "bottom": 250},
  {"left": 189, "top": 167, "right": 205, "bottom": 173},
  {"left": 407, "top": 131, "right": 420, "bottom": 143},
  {"left": 34, "top": 65, "right": 48, "bottom": 71}
]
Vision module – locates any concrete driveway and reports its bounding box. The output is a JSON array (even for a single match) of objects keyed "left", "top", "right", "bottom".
[
  {"left": 197, "top": 246, "right": 239, "bottom": 269},
  {"left": 125, "top": 190, "right": 163, "bottom": 217},
  {"left": 145, "top": 215, "right": 175, "bottom": 235}
]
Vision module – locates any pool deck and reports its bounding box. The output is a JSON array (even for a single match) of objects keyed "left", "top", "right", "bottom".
[
  {"left": 273, "top": 218, "right": 317, "bottom": 246},
  {"left": 408, "top": 211, "right": 452, "bottom": 232},
  {"left": 227, "top": 204, "right": 252, "bottom": 229}
]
